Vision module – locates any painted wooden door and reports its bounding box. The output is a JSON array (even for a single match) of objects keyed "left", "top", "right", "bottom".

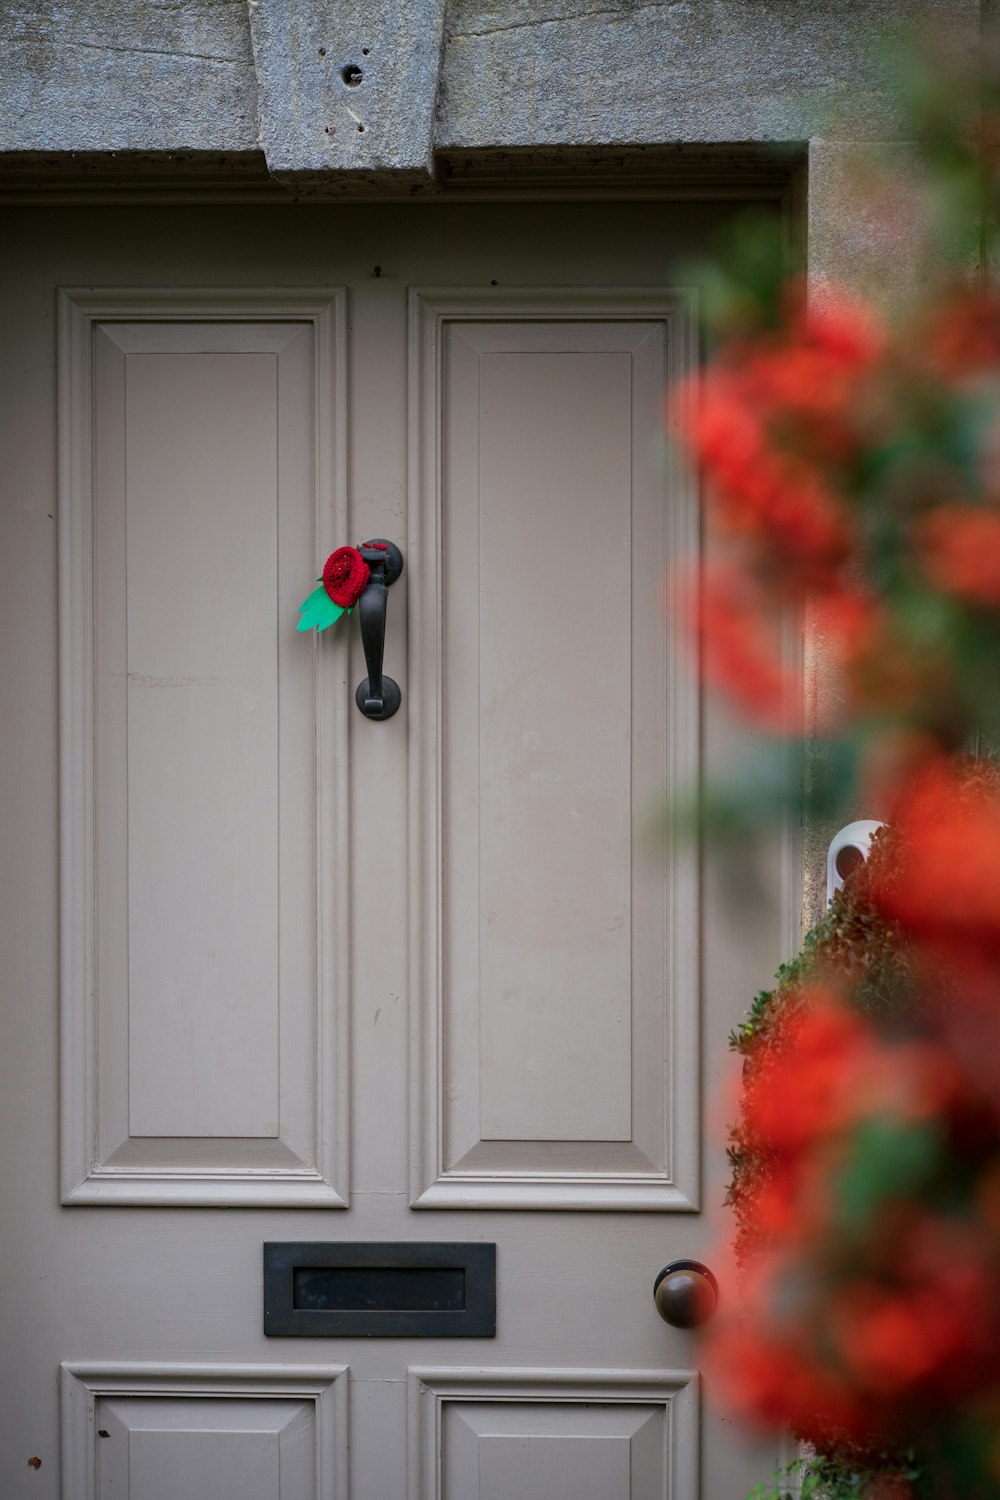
[{"left": 0, "top": 200, "right": 792, "bottom": 1499}]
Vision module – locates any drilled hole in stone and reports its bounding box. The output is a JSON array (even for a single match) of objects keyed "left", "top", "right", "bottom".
[
  {"left": 342, "top": 64, "right": 364, "bottom": 86},
  {"left": 318, "top": 47, "right": 326, "bottom": 56},
  {"left": 357, "top": 123, "right": 365, "bottom": 132},
  {"left": 362, "top": 46, "right": 370, "bottom": 55}
]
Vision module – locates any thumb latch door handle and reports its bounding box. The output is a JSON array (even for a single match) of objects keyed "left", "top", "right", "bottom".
[{"left": 355, "top": 539, "right": 404, "bottom": 720}]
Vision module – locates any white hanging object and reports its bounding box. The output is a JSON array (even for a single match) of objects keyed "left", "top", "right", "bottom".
[{"left": 826, "top": 820, "right": 885, "bottom": 905}]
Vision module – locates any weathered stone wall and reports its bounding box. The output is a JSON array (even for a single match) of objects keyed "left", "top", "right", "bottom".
[
  {"left": 2, "top": 0, "right": 259, "bottom": 154},
  {"left": 438, "top": 0, "right": 970, "bottom": 149},
  {"left": 0, "top": 0, "right": 982, "bottom": 188}
]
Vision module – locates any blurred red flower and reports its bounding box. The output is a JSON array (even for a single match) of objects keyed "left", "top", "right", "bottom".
[
  {"left": 682, "top": 371, "right": 855, "bottom": 590},
  {"left": 915, "top": 503, "right": 1000, "bottom": 606},
  {"left": 716, "top": 966, "right": 1000, "bottom": 1453},
  {"left": 685, "top": 564, "right": 805, "bottom": 733},
  {"left": 740, "top": 996, "right": 873, "bottom": 1154},
  {"left": 677, "top": 286, "right": 884, "bottom": 601},
  {"left": 873, "top": 759, "right": 1000, "bottom": 961},
  {"left": 923, "top": 286, "right": 1000, "bottom": 379},
  {"left": 668, "top": 224, "right": 1000, "bottom": 1492}
]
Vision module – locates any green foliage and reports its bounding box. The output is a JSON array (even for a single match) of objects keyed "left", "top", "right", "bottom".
[
  {"left": 685, "top": 206, "right": 793, "bottom": 340},
  {"left": 833, "top": 1117, "right": 941, "bottom": 1231},
  {"left": 728, "top": 829, "right": 911, "bottom": 1067},
  {"left": 678, "top": 24, "right": 1000, "bottom": 1494},
  {"left": 727, "top": 830, "right": 930, "bottom": 1496},
  {"left": 747, "top": 1451, "right": 928, "bottom": 1500}
]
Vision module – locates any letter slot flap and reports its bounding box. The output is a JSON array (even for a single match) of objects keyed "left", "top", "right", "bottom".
[{"left": 263, "top": 1242, "right": 496, "bottom": 1337}]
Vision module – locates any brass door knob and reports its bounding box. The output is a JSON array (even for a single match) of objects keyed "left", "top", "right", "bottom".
[{"left": 653, "top": 1260, "right": 718, "bottom": 1328}]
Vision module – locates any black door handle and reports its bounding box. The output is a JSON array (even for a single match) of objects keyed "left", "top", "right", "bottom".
[{"left": 355, "top": 540, "right": 404, "bottom": 720}]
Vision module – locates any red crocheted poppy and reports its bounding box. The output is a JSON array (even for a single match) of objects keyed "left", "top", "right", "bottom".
[{"left": 322, "top": 546, "right": 370, "bottom": 607}]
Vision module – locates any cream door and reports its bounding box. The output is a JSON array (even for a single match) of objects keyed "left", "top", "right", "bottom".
[{"left": 0, "top": 200, "right": 791, "bottom": 1499}]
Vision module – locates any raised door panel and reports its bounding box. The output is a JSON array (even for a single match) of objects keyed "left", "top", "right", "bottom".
[
  {"left": 58, "top": 291, "right": 349, "bottom": 1205},
  {"left": 61, "top": 1365, "right": 346, "bottom": 1500},
  {"left": 409, "top": 1368, "right": 698, "bottom": 1500},
  {"left": 409, "top": 291, "right": 699, "bottom": 1210}
]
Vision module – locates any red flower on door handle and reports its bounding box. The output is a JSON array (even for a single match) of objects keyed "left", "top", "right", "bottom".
[
  {"left": 297, "top": 544, "right": 375, "bottom": 632},
  {"left": 323, "top": 545, "right": 371, "bottom": 607}
]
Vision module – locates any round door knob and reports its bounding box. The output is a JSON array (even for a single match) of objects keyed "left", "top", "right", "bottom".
[{"left": 653, "top": 1260, "right": 718, "bottom": 1328}]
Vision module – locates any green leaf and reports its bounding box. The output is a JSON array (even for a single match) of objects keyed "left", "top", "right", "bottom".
[
  {"left": 296, "top": 585, "right": 346, "bottom": 632},
  {"left": 833, "top": 1118, "right": 942, "bottom": 1231}
]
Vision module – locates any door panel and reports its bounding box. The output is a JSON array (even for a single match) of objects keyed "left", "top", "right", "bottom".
[
  {"left": 0, "top": 201, "right": 791, "bottom": 1499},
  {"left": 410, "top": 1369, "right": 697, "bottom": 1500},
  {"left": 409, "top": 294, "right": 698, "bottom": 1210},
  {"left": 60, "top": 1366, "right": 346, "bottom": 1500},
  {"left": 59, "top": 292, "right": 350, "bottom": 1205}
]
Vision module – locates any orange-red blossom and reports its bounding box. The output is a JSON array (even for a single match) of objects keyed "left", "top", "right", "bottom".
[
  {"left": 672, "top": 273, "right": 1000, "bottom": 1464},
  {"left": 677, "top": 285, "right": 884, "bottom": 594},
  {"left": 708, "top": 998, "right": 1000, "bottom": 1446}
]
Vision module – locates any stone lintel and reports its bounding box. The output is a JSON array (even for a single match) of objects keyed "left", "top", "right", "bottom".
[{"left": 247, "top": 0, "right": 448, "bottom": 193}]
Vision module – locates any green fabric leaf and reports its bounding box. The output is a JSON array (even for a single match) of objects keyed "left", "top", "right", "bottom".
[{"left": 296, "top": 585, "right": 346, "bottom": 632}]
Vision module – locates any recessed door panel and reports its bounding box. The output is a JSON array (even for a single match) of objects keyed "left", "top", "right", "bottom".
[
  {"left": 59, "top": 292, "right": 350, "bottom": 1205},
  {"left": 60, "top": 1365, "right": 346, "bottom": 1500},
  {"left": 409, "top": 293, "right": 700, "bottom": 1210},
  {"left": 410, "top": 1368, "right": 698, "bottom": 1500}
]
